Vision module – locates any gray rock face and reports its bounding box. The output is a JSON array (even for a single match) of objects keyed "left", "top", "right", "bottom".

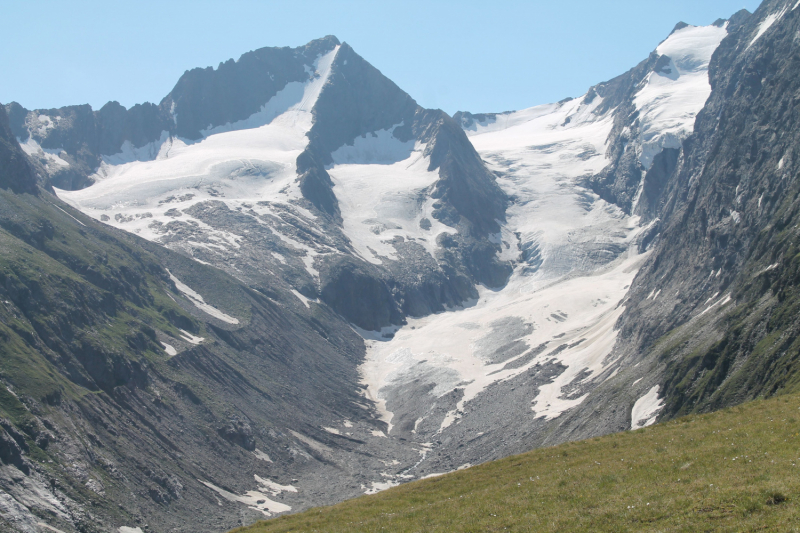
[
  {"left": 166, "top": 36, "right": 341, "bottom": 140},
  {"left": 612, "top": 0, "right": 800, "bottom": 417},
  {"left": 0, "top": 106, "right": 39, "bottom": 195}
]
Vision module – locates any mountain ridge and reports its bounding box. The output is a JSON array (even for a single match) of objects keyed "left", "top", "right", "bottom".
[{"left": 5, "top": 1, "right": 800, "bottom": 531}]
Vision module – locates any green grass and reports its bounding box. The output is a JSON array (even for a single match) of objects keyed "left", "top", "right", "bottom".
[{"left": 237, "top": 393, "right": 800, "bottom": 532}]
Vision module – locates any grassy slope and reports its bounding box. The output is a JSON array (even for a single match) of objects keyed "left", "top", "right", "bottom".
[{"left": 237, "top": 393, "right": 800, "bottom": 532}]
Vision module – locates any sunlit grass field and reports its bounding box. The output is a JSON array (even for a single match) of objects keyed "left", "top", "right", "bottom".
[{"left": 235, "top": 393, "right": 800, "bottom": 532}]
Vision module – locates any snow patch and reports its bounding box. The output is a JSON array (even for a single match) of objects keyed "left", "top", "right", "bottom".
[
  {"left": 32, "top": 114, "right": 60, "bottom": 136},
  {"left": 167, "top": 269, "right": 239, "bottom": 324},
  {"left": 179, "top": 329, "right": 204, "bottom": 345},
  {"left": 253, "top": 449, "right": 273, "bottom": 462},
  {"left": 18, "top": 136, "right": 70, "bottom": 170},
  {"left": 699, "top": 294, "right": 732, "bottom": 317},
  {"left": 364, "top": 480, "right": 399, "bottom": 495},
  {"left": 161, "top": 342, "right": 177, "bottom": 356},
  {"left": 53, "top": 205, "right": 86, "bottom": 226},
  {"left": 290, "top": 289, "right": 316, "bottom": 308},
  {"left": 631, "top": 385, "right": 664, "bottom": 429},
  {"left": 749, "top": 7, "right": 788, "bottom": 49},
  {"left": 254, "top": 475, "right": 297, "bottom": 495},
  {"left": 200, "top": 477, "right": 292, "bottom": 516},
  {"left": 99, "top": 131, "right": 172, "bottom": 168},
  {"left": 330, "top": 123, "right": 414, "bottom": 165}
]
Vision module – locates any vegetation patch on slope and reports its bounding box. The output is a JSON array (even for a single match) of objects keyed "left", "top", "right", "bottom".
[{"left": 237, "top": 393, "right": 800, "bottom": 532}]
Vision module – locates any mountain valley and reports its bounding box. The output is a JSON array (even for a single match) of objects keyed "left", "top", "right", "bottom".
[{"left": 2, "top": 0, "right": 800, "bottom": 531}]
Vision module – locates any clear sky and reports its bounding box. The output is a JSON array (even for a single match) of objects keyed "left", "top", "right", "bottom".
[{"left": 0, "top": 0, "right": 762, "bottom": 115}]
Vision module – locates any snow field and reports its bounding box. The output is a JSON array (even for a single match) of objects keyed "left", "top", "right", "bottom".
[
  {"left": 633, "top": 23, "right": 728, "bottom": 170},
  {"left": 360, "top": 93, "right": 651, "bottom": 433},
  {"left": 56, "top": 47, "right": 341, "bottom": 270},
  {"left": 328, "top": 130, "right": 456, "bottom": 264}
]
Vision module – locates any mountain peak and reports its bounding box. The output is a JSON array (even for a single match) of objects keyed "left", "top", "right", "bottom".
[{"left": 670, "top": 21, "right": 691, "bottom": 35}]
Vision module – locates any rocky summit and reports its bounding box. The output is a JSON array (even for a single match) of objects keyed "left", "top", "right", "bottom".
[{"left": 2, "top": 0, "right": 800, "bottom": 531}]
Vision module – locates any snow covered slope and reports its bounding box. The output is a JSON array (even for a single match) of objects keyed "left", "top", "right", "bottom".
[
  {"left": 361, "top": 91, "right": 651, "bottom": 443},
  {"left": 357, "top": 20, "right": 733, "bottom": 473},
  {"left": 59, "top": 46, "right": 339, "bottom": 247},
  {"left": 58, "top": 46, "right": 339, "bottom": 276},
  {"left": 634, "top": 23, "right": 728, "bottom": 170},
  {"left": 51, "top": 37, "right": 509, "bottom": 337},
  {"left": 327, "top": 131, "right": 456, "bottom": 264}
]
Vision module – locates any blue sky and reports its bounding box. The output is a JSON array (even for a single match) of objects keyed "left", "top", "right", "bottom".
[{"left": 0, "top": 0, "right": 762, "bottom": 115}]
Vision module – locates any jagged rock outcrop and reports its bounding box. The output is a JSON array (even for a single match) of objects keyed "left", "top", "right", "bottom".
[{"left": 615, "top": 0, "right": 800, "bottom": 416}]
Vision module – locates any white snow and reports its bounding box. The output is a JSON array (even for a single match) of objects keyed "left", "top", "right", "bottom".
[
  {"left": 749, "top": 7, "right": 788, "bottom": 49},
  {"left": 118, "top": 528, "right": 144, "bottom": 533},
  {"left": 167, "top": 269, "right": 239, "bottom": 324},
  {"left": 290, "top": 289, "right": 316, "bottom": 308},
  {"left": 330, "top": 123, "right": 415, "bottom": 165},
  {"left": 178, "top": 329, "right": 204, "bottom": 345},
  {"left": 200, "top": 476, "right": 292, "bottom": 516},
  {"left": 361, "top": 92, "right": 652, "bottom": 433},
  {"left": 631, "top": 385, "right": 664, "bottom": 429},
  {"left": 53, "top": 205, "right": 86, "bottom": 226},
  {"left": 98, "top": 131, "right": 171, "bottom": 169},
  {"left": 253, "top": 449, "right": 273, "bottom": 462},
  {"left": 633, "top": 23, "right": 728, "bottom": 170},
  {"left": 254, "top": 475, "right": 297, "bottom": 495},
  {"left": 32, "top": 114, "right": 59, "bottom": 136},
  {"left": 18, "top": 136, "right": 70, "bottom": 170},
  {"left": 160, "top": 342, "right": 177, "bottom": 356},
  {"left": 364, "top": 480, "right": 399, "bottom": 494},
  {"left": 699, "top": 293, "right": 733, "bottom": 316},
  {"left": 56, "top": 46, "right": 341, "bottom": 266},
  {"left": 466, "top": 95, "right": 622, "bottom": 285},
  {"left": 328, "top": 135, "right": 456, "bottom": 264}
]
